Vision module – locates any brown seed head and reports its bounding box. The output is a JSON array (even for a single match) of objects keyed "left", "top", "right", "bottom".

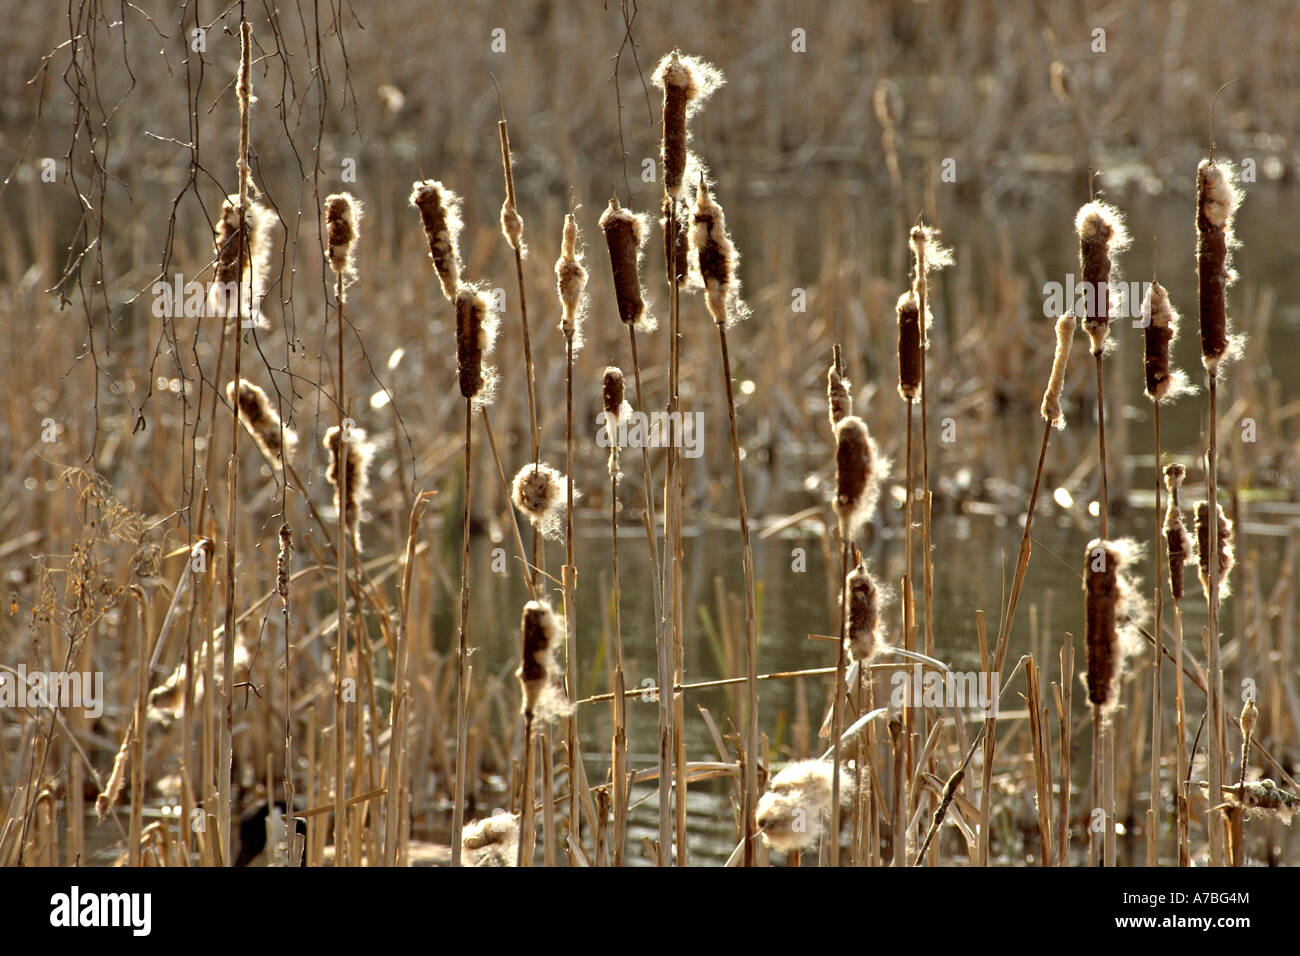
[
  {"left": 827, "top": 345, "right": 854, "bottom": 430},
  {"left": 518, "top": 600, "right": 569, "bottom": 722},
  {"left": 324, "top": 193, "right": 362, "bottom": 293},
  {"left": 845, "top": 562, "right": 884, "bottom": 663},
  {"left": 690, "top": 180, "right": 748, "bottom": 326},
  {"left": 599, "top": 199, "right": 655, "bottom": 332},
  {"left": 323, "top": 424, "right": 373, "bottom": 552},
  {"left": 1074, "top": 201, "right": 1130, "bottom": 354},
  {"left": 1142, "top": 281, "right": 1194, "bottom": 403},
  {"left": 454, "top": 286, "right": 499, "bottom": 405},
  {"left": 833, "top": 415, "right": 886, "bottom": 541},
  {"left": 896, "top": 291, "right": 923, "bottom": 402},
  {"left": 651, "top": 50, "right": 723, "bottom": 199},
  {"left": 1163, "top": 464, "right": 1193, "bottom": 602},
  {"left": 226, "top": 378, "right": 296, "bottom": 469},
  {"left": 1083, "top": 538, "right": 1147, "bottom": 713},
  {"left": 1195, "top": 500, "right": 1235, "bottom": 597},
  {"left": 409, "top": 180, "right": 463, "bottom": 301},
  {"left": 1196, "top": 159, "right": 1244, "bottom": 373},
  {"left": 511, "top": 462, "right": 570, "bottom": 540}
]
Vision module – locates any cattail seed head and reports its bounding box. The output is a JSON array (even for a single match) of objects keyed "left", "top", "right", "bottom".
[
  {"left": 1196, "top": 159, "right": 1244, "bottom": 373},
  {"left": 845, "top": 562, "right": 885, "bottom": 662},
  {"left": 324, "top": 423, "right": 373, "bottom": 551},
  {"left": 1083, "top": 538, "right": 1147, "bottom": 713},
  {"left": 409, "top": 179, "right": 464, "bottom": 301},
  {"left": 511, "top": 462, "right": 571, "bottom": 540},
  {"left": 226, "top": 378, "right": 296, "bottom": 469},
  {"left": 1142, "top": 281, "right": 1195, "bottom": 403},
  {"left": 1225, "top": 779, "right": 1300, "bottom": 823},
  {"left": 908, "top": 223, "right": 954, "bottom": 329},
  {"left": 276, "top": 523, "right": 292, "bottom": 604},
  {"left": 323, "top": 193, "right": 362, "bottom": 295},
  {"left": 651, "top": 50, "right": 723, "bottom": 200},
  {"left": 1074, "top": 201, "right": 1131, "bottom": 355},
  {"left": 518, "top": 600, "right": 570, "bottom": 722},
  {"left": 1040, "top": 313, "right": 1077, "bottom": 430},
  {"left": 462, "top": 813, "right": 519, "bottom": 867},
  {"left": 1195, "top": 500, "right": 1235, "bottom": 597},
  {"left": 832, "top": 415, "right": 887, "bottom": 541},
  {"left": 827, "top": 346, "right": 854, "bottom": 430},
  {"left": 1240, "top": 697, "right": 1258, "bottom": 740},
  {"left": 599, "top": 199, "right": 656, "bottom": 332},
  {"left": 555, "top": 213, "right": 588, "bottom": 349},
  {"left": 1163, "top": 464, "right": 1194, "bottom": 602},
  {"left": 896, "top": 291, "right": 923, "bottom": 402},
  {"left": 455, "top": 286, "right": 500, "bottom": 406},
  {"left": 691, "top": 180, "right": 749, "bottom": 327},
  {"left": 210, "top": 194, "right": 273, "bottom": 323},
  {"left": 602, "top": 367, "right": 631, "bottom": 479},
  {"left": 755, "top": 759, "right": 853, "bottom": 854}
]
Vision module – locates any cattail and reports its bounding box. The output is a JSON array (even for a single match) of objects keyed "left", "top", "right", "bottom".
[
  {"left": 661, "top": 195, "right": 691, "bottom": 288},
  {"left": 1040, "top": 313, "right": 1077, "bottom": 430},
  {"left": 832, "top": 415, "right": 886, "bottom": 541},
  {"left": 602, "top": 366, "right": 631, "bottom": 478},
  {"left": 275, "top": 523, "right": 292, "bottom": 604},
  {"left": 409, "top": 179, "right": 463, "bottom": 301},
  {"left": 1196, "top": 160, "right": 1244, "bottom": 372},
  {"left": 845, "top": 562, "right": 885, "bottom": 662},
  {"left": 225, "top": 378, "right": 296, "bottom": 469},
  {"left": 323, "top": 192, "right": 362, "bottom": 295},
  {"left": 827, "top": 348, "right": 853, "bottom": 430},
  {"left": 1223, "top": 779, "right": 1300, "bottom": 823},
  {"left": 896, "top": 291, "right": 923, "bottom": 402},
  {"left": 518, "top": 600, "right": 570, "bottom": 722},
  {"left": 690, "top": 180, "right": 749, "bottom": 327},
  {"left": 462, "top": 813, "right": 519, "bottom": 867},
  {"left": 599, "top": 199, "right": 655, "bottom": 332},
  {"left": 554, "top": 213, "right": 588, "bottom": 350},
  {"left": 455, "top": 285, "right": 500, "bottom": 406},
  {"left": 651, "top": 50, "right": 723, "bottom": 200},
  {"left": 1074, "top": 201, "right": 1131, "bottom": 355},
  {"left": 1163, "top": 464, "right": 1194, "bottom": 602},
  {"left": 324, "top": 423, "right": 373, "bottom": 551},
  {"left": 1083, "top": 538, "right": 1147, "bottom": 713},
  {"left": 755, "top": 759, "right": 853, "bottom": 853},
  {"left": 1195, "top": 501, "right": 1235, "bottom": 597},
  {"left": 908, "top": 224, "right": 954, "bottom": 298},
  {"left": 1240, "top": 696, "right": 1258, "bottom": 742},
  {"left": 210, "top": 194, "right": 273, "bottom": 323},
  {"left": 511, "top": 462, "right": 572, "bottom": 541},
  {"left": 1142, "top": 281, "right": 1194, "bottom": 402}
]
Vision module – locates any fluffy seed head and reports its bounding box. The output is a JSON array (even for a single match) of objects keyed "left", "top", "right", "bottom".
[
  {"left": 1163, "top": 464, "right": 1194, "bottom": 602},
  {"left": 827, "top": 346, "right": 854, "bottom": 430},
  {"left": 602, "top": 367, "right": 631, "bottom": 479},
  {"left": 845, "top": 562, "right": 885, "bottom": 662},
  {"left": 755, "top": 760, "right": 853, "bottom": 854},
  {"left": 462, "top": 813, "right": 519, "bottom": 867},
  {"left": 1040, "top": 313, "right": 1077, "bottom": 430},
  {"left": 1196, "top": 159, "right": 1245, "bottom": 373},
  {"left": 691, "top": 181, "right": 749, "bottom": 327},
  {"left": 1195, "top": 501, "right": 1235, "bottom": 598},
  {"left": 518, "top": 600, "right": 570, "bottom": 722},
  {"left": 409, "top": 180, "right": 463, "bottom": 301},
  {"left": 555, "top": 213, "right": 588, "bottom": 349},
  {"left": 599, "top": 199, "right": 656, "bottom": 332},
  {"left": 511, "top": 462, "right": 571, "bottom": 540},
  {"left": 1224, "top": 779, "right": 1300, "bottom": 824},
  {"left": 833, "top": 415, "right": 887, "bottom": 541},
  {"left": 210, "top": 195, "right": 273, "bottom": 324},
  {"left": 226, "top": 378, "right": 296, "bottom": 469},
  {"left": 896, "top": 291, "right": 923, "bottom": 402},
  {"left": 323, "top": 193, "right": 362, "bottom": 294},
  {"left": 324, "top": 423, "right": 373, "bottom": 551},
  {"left": 455, "top": 286, "right": 500, "bottom": 406},
  {"left": 1142, "top": 281, "right": 1195, "bottom": 402},
  {"left": 651, "top": 50, "right": 724, "bottom": 199},
  {"left": 1074, "top": 201, "right": 1131, "bottom": 354},
  {"left": 1083, "top": 538, "right": 1148, "bottom": 713}
]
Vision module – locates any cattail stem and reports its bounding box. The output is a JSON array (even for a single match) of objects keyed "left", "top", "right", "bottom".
[
  {"left": 451, "top": 398, "right": 472, "bottom": 866},
  {"left": 331, "top": 275, "right": 349, "bottom": 869},
  {"left": 610, "top": 444, "right": 628, "bottom": 866},
  {"left": 829, "top": 538, "right": 851, "bottom": 866},
  {"left": 716, "top": 324, "right": 760, "bottom": 866},
  {"left": 1104, "top": 716, "right": 1117, "bottom": 865},
  {"left": 1173, "top": 599, "right": 1190, "bottom": 866},
  {"left": 665, "top": 199, "right": 688, "bottom": 866},
  {"left": 1205, "top": 371, "right": 1225, "bottom": 865},
  {"left": 519, "top": 710, "right": 535, "bottom": 867},
  {"left": 626, "top": 326, "right": 662, "bottom": 618},
  {"left": 497, "top": 118, "right": 540, "bottom": 465},
  {"left": 1095, "top": 354, "right": 1110, "bottom": 539},
  {"left": 562, "top": 330, "right": 583, "bottom": 860},
  {"left": 1148, "top": 407, "right": 1165, "bottom": 865},
  {"left": 1091, "top": 710, "right": 1103, "bottom": 865}
]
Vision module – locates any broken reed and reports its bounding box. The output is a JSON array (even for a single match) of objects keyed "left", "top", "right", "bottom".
[{"left": 603, "top": 366, "right": 630, "bottom": 865}]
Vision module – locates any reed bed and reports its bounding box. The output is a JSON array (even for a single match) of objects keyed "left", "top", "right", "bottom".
[{"left": 2, "top": 3, "right": 1298, "bottom": 873}]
